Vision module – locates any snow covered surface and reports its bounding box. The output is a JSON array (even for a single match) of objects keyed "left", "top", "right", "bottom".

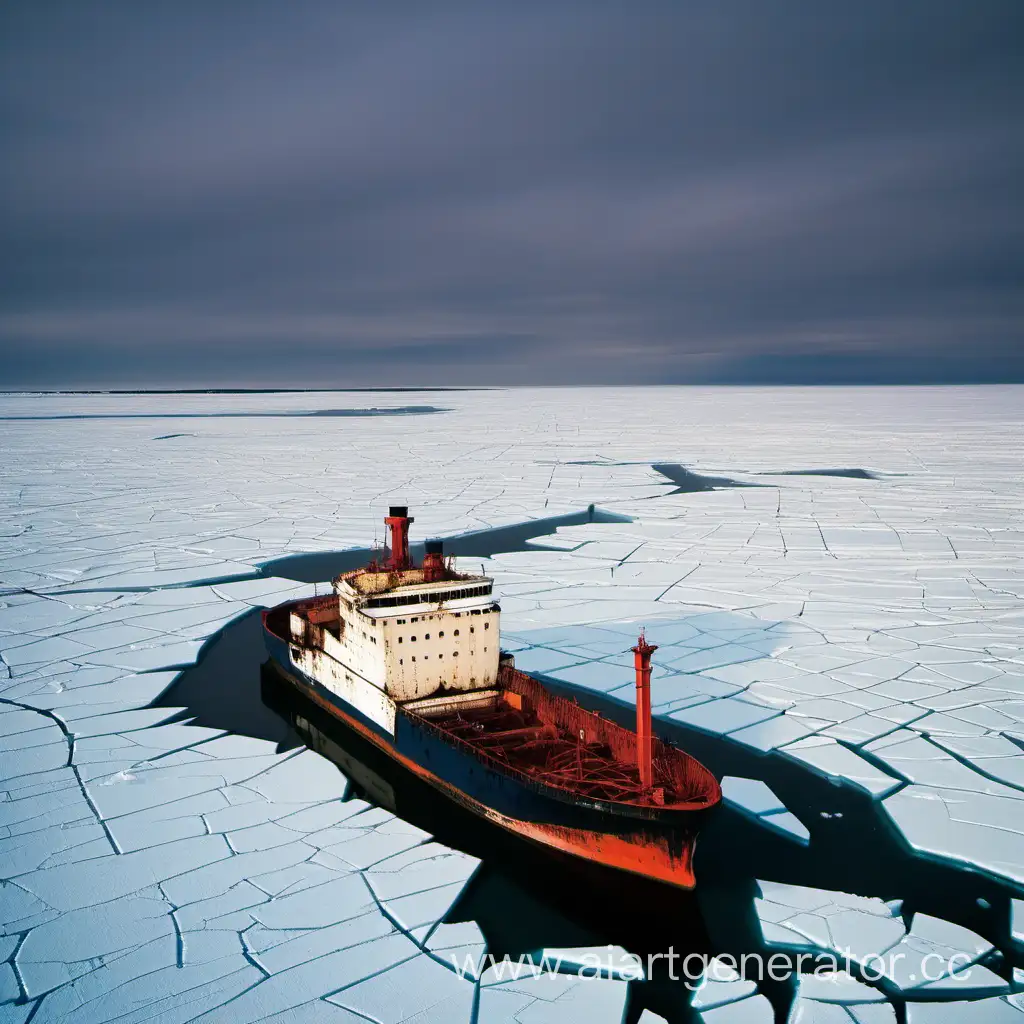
[{"left": 2, "top": 385, "right": 1024, "bottom": 1022}]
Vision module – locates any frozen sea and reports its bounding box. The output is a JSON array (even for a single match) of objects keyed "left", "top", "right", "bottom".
[{"left": 1, "top": 385, "right": 1023, "bottom": 1023}]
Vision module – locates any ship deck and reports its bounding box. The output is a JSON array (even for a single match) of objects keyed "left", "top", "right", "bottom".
[
  {"left": 405, "top": 667, "right": 719, "bottom": 811},
  {"left": 418, "top": 699, "right": 660, "bottom": 803}
]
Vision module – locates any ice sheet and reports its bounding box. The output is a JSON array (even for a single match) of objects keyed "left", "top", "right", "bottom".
[{"left": 3, "top": 386, "right": 1024, "bottom": 1022}]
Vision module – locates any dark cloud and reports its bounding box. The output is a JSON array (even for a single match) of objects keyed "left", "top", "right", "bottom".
[{"left": 1, "top": 2, "right": 1022, "bottom": 386}]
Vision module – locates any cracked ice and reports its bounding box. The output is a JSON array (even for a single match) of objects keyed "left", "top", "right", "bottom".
[{"left": 2, "top": 386, "right": 1024, "bottom": 1023}]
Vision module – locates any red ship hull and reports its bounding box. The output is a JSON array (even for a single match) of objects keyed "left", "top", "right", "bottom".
[{"left": 264, "top": 601, "right": 721, "bottom": 888}]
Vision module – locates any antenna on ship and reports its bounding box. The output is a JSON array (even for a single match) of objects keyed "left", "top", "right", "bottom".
[{"left": 632, "top": 628, "right": 658, "bottom": 790}]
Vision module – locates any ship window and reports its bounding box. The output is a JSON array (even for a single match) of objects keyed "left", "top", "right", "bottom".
[
  {"left": 398, "top": 637, "right": 403, "bottom": 643},
  {"left": 453, "top": 629, "right": 459, "bottom": 636},
  {"left": 438, "top": 631, "right": 444, "bottom": 637},
  {"left": 453, "top": 651, "right": 458, "bottom": 657},
  {"left": 411, "top": 656, "right": 416, "bottom": 662},
  {"left": 399, "top": 658, "right": 403, "bottom": 665},
  {"left": 469, "top": 627, "right": 475, "bottom": 634},
  {"left": 484, "top": 622, "right": 489, "bottom": 630},
  {"left": 411, "top": 617, "right": 418, "bottom": 623},
  {"left": 424, "top": 633, "right": 430, "bottom": 640},
  {"left": 438, "top": 653, "right": 443, "bottom": 659},
  {"left": 484, "top": 647, "right": 487, "bottom": 652}
]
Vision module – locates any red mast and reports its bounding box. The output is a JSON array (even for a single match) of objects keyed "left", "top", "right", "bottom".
[
  {"left": 632, "top": 629, "right": 657, "bottom": 789},
  {"left": 384, "top": 506, "right": 413, "bottom": 571}
]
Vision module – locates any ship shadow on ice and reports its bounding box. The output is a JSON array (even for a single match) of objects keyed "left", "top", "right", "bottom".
[
  {"left": 650, "top": 464, "right": 886, "bottom": 491},
  {"left": 756, "top": 468, "right": 879, "bottom": 480},
  {"left": 257, "top": 503, "right": 633, "bottom": 584},
  {"left": 153, "top": 505, "right": 631, "bottom": 746},
  {"left": 651, "top": 464, "right": 766, "bottom": 494},
  {"left": 155, "top": 606, "right": 302, "bottom": 749},
  {"left": 155, "top": 604, "right": 1023, "bottom": 1023},
  {"left": 259, "top": 663, "right": 729, "bottom": 1024},
  {"left": 157, "top": 610, "right": 755, "bottom": 1022},
  {"left": 531, "top": 662, "right": 1021, "bottom": 937}
]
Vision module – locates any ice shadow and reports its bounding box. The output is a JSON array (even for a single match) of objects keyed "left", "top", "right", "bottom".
[
  {"left": 651, "top": 464, "right": 766, "bottom": 494},
  {"left": 156, "top": 606, "right": 300, "bottom": 749},
  {"left": 757, "top": 468, "right": 878, "bottom": 480},
  {"left": 259, "top": 503, "right": 632, "bottom": 585}
]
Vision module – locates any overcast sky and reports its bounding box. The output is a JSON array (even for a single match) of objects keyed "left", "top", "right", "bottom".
[{"left": 2, "top": 2, "right": 1022, "bottom": 387}]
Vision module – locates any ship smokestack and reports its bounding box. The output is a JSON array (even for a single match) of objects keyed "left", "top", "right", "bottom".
[
  {"left": 422, "top": 539, "right": 445, "bottom": 582},
  {"left": 384, "top": 506, "right": 414, "bottom": 571},
  {"left": 632, "top": 629, "right": 657, "bottom": 789}
]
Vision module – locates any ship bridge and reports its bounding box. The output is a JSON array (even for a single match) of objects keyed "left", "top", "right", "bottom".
[
  {"left": 333, "top": 561, "right": 493, "bottom": 614},
  {"left": 300, "top": 508, "right": 502, "bottom": 701}
]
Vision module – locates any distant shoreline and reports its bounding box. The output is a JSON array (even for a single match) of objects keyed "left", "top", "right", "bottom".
[
  {"left": 0, "top": 387, "right": 494, "bottom": 395},
  {"left": 1, "top": 383, "right": 1021, "bottom": 395}
]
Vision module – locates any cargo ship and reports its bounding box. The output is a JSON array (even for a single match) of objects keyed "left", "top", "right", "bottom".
[{"left": 261, "top": 507, "right": 721, "bottom": 888}]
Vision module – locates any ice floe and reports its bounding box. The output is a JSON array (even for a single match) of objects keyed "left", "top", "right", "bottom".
[{"left": 722, "top": 776, "right": 811, "bottom": 844}]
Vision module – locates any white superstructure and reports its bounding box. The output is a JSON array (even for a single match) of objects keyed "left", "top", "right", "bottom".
[{"left": 284, "top": 512, "right": 501, "bottom": 735}]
